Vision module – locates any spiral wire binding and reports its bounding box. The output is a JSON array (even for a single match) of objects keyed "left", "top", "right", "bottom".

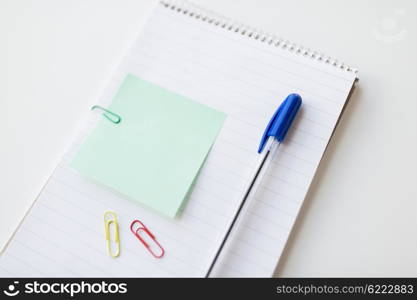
[{"left": 160, "top": 0, "right": 357, "bottom": 74}]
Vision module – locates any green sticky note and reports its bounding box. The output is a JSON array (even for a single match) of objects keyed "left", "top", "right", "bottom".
[{"left": 71, "top": 74, "right": 225, "bottom": 217}]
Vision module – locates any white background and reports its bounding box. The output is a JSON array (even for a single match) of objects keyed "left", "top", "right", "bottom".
[{"left": 1, "top": 0, "right": 416, "bottom": 276}]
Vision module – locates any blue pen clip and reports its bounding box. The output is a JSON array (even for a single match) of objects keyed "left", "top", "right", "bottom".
[{"left": 258, "top": 93, "right": 302, "bottom": 153}]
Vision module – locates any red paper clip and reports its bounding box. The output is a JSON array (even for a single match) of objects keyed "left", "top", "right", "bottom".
[{"left": 130, "top": 220, "right": 165, "bottom": 258}]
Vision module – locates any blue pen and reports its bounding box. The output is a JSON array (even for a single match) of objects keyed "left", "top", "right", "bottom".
[{"left": 205, "top": 94, "right": 302, "bottom": 277}]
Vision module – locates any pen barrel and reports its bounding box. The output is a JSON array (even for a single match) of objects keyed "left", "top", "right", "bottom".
[
  {"left": 244, "top": 138, "right": 280, "bottom": 210},
  {"left": 207, "top": 137, "right": 280, "bottom": 276}
]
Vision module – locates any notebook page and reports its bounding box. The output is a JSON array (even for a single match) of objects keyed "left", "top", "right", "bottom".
[{"left": 0, "top": 1, "right": 356, "bottom": 277}]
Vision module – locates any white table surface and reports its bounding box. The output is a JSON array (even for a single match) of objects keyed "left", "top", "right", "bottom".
[{"left": 2, "top": 0, "right": 416, "bottom": 277}]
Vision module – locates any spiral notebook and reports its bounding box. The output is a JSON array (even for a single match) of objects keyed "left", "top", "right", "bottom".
[{"left": 0, "top": 0, "right": 357, "bottom": 277}]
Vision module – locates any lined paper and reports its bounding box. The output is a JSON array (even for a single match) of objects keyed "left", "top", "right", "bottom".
[{"left": 0, "top": 1, "right": 356, "bottom": 277}]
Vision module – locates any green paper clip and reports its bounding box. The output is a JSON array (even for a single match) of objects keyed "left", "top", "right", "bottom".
[{"left": 91, "top": 105, "right": 122, "bottom": 124}]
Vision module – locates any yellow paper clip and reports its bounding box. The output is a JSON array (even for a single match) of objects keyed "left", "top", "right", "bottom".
[{"left": 104, "top": 211, "right": 120, "bottom": 258}]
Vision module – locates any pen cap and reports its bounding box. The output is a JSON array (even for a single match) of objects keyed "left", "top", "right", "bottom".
[{"left": 258, "top": 93, "right": 302, "bottom": 153}]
